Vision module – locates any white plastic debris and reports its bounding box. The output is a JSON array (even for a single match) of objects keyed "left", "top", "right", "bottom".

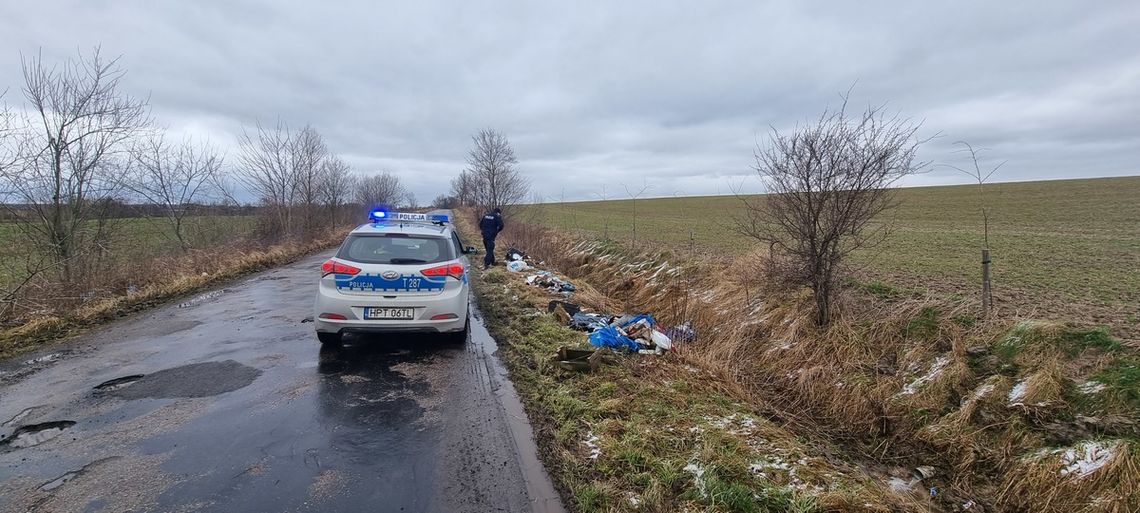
[
  {"left": 650, "top": 330, "right": 672, "bottom": 351},
  {"left": 507, "top": 260, "right": 529, "bottom": 272}
]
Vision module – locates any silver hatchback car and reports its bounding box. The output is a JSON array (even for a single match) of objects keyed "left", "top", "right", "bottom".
[{"left": 313, "top": 211, "right": 477, "bottom": 345}]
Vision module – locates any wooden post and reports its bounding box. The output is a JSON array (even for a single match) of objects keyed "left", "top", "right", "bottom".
[{"left": 981, "top": 248, "right": 992, "bottom": 318}]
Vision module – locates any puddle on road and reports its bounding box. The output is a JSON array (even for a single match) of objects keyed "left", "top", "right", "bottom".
[
  {"left": 177, "top": 289, "right": 226, "bottom": 308},
  {"left": 3, "top": 406, "right": 41, "bottom": 427},
  {"left": 109, "top": 360, "right": 261, "bottom": 399},
  {"left": 1, "top": 420, "right": 76, "bottom": 449},
  {"left": 93, "top": 374, "right": 146, "bottom": 392}
]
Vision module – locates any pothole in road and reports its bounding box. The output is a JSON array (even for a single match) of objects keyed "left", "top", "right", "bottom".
[
  {"left": 177, "top": 289, "right": 226, "bottom": 308},
  {"left": 38, "top": 457, "right": 117, "bottom": 492},
  {"left": 0, "top": 420, "right": 77, "bottom": 450},
  {"left": 93, "top": 374, "right": 146, "bottom": 392},
  {"left": 109, "top": 360, "right": 261, "bottom": 399}
]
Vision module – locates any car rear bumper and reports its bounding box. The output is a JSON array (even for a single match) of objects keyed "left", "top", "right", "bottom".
[{"left": 313, "top": 281, "right": 469, "bottom": 335}]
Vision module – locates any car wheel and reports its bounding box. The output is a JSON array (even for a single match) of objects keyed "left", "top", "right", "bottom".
[
  {"left": 317, "top": 331, "right": 342, "bottom": 346},
  {"left": 448, "top": 314, "right": 470, "bottom": 344}
]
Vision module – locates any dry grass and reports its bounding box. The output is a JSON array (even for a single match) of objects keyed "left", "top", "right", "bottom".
[
  {"left": 469, "top": 208, "right": 1140, "bottom": 512},
  {"left": 0, "top": 231, "right": 347, "bottom": 358}
]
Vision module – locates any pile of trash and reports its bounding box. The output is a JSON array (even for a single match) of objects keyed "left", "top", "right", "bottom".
[
  {"left": 506, "top": 246, "right": 691, "bottom": 355},
  {"left": 527, "top": 272, "right": 576, "bottom": 293},
  {"left": 547, "top": 300, "right": 691, "bottom": 355},
  {"left": 503, "top": 246, "right": 578, "bottom": 293}
]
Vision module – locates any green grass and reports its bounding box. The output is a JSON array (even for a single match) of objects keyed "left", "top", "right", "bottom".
[
  {"left": 525, "top": 177, "right": 1140, "bottom": 327},
  {"left": 0, "top": 215, "right": 258, "bottom": 285}
]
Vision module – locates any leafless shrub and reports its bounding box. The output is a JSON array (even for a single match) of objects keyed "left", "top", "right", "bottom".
[
  {"left": 2, "top": 48, "right": 150, "bottom": 284},
  {"left": 319, "top": 155, "right": 355, "bottom": 227},
  {"left": 128, "top": 132, "right": 222, "bottom": 250},
  {"left": 237, "top": 120, "right": 296, "bottom": 237},
  {"left": 356, "top": 171, "right": 412, "bottom": 211},
  {"left": 292, "top": 124, "right": 328, "bottom": 233},
  {"left": 737, "top": 96, "right": 927, "bottom": 326},
  {"left": 465, "top": 128, "right": 529, "bottom": 212}
]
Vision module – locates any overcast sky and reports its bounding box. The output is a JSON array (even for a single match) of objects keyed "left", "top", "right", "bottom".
[{"left": 1, "top": 1, "right": 1137, "bottom": 203}]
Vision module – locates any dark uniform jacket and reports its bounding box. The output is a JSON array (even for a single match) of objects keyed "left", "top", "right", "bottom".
[{"left": 479, "top": 211, "right": 504, "bottom": 239}]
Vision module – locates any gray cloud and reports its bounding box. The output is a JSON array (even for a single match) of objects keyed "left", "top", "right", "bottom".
[{"left": 1, "top": 0, "right": 1136, "bottom": 203}]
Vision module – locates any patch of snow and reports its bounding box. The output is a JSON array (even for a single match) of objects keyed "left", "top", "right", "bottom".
[
  {"left": 683, "top": 462, "right": 708, "bottom": 498},
  {"left": 971, "top": 382, "right": 996, "bottom": 401},
  {"left": 1059, "top": 441, "right": 1117, "bottom": 479},
  {"left": 898, "top": 356, "right": 951, "bottom": 395},
  {"left": 1008, "top": 379, "right": 1029, "bottom": 406},
  {"left": 582, "top": 431, "right": 601, "bottom": 460},
  {"left": 1078, "top": 381, "right": 1106, "bottom": 394}
]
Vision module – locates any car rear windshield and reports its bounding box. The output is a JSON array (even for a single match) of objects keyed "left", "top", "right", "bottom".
[{"left": 338, "top": 234, "right": 455, "bottom": 265}]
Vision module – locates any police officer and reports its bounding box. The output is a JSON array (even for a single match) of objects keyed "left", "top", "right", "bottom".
[{"left": 479, "top": 207, "right": 505, "bottom": 269}]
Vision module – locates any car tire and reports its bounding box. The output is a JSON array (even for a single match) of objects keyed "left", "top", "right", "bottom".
[
  {"left": 317, "top": 331, "right": 342, "bottom": 346},
  {"left": 448, "top": 314, "right": 470, "bottom": 345}
]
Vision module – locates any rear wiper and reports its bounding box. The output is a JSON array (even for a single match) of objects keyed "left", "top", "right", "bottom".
[{"left": 388, "top": 258, "right": 428, "bottom": 264}]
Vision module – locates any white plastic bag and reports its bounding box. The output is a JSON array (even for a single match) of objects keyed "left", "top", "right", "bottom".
[{"left": 650, "top": 330, "right": 672, "bottom": 351}]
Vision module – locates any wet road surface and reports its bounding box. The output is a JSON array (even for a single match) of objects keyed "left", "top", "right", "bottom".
[{"left": 0, "top": 251, "right": 564, "bottom": 513}]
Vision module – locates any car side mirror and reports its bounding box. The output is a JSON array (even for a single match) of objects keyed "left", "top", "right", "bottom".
[{"left": 464, "top": 246, "right": 479, "bottom": 254}]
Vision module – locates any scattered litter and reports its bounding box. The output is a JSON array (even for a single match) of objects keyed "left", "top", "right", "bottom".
[
  {"left": 506, "top": 247, "right": 528, "bottom": 262},
  {"left": 506, "top": 260, "right": 530, "bottom": 272},
  {"left": 526, "top": 271, "right": 576, "bottom": 293},
  {"left": 1059, "top": 441, "right": 1118, "bottom": 479},
  {"left": 547, "top": 300, "right": 581, "bottom": 316},
  {"left": 586, "top": 313, "right": 674, "bottom": 354},
  {"left": 663, "top": 322, "right": 696, "bottom": 343},
  {"left": 556, "top": 347, "right": 607, "bottom": 372},
  {"left": 570, "top": 312, "right": 611, "bottom": 332}
]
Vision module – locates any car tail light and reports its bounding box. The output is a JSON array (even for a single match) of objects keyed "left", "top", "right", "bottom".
[
  {"left": 421, "top": 263, "right": 465, "bottom": 280},
  {"left": 319, "top": 313, "right": 347, "bottom": 320},
  {"left": 431, "top": 313, "right": 459, "bottom": 320},
  {"left": 321, "top": 259, "right": 360, "bottom": 276}
]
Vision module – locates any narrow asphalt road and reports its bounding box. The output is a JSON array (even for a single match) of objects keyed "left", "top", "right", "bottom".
[{"left": 0, "top": 251, "right": 564, "bottom": 513}]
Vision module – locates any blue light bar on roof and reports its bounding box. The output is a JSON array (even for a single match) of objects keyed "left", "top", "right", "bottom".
[{"left": 369, "top": 211, "right": 449, "bottom": 223}]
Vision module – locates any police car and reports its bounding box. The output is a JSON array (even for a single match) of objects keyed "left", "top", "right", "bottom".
[{"left": 313, "top": 210, "right": 477, "bottom": 345}]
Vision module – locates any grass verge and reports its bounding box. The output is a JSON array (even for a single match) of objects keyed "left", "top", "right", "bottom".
[{"left": 0, "top": 231, "right": 347, "bottom": 360}]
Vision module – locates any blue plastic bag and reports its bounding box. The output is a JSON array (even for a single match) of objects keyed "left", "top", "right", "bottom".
[{"left": 588, "top": 325, "right": 640, "bottom": 352}]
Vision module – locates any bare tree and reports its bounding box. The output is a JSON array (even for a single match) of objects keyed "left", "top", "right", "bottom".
[
  {"left": 449, "top": 170, "right": 476, "bottom": 206},
  {"left": 465, "top": 129, "right": 528, "bottom": 212},
  {"left": 945, "top": 141, "right": 1003, "bottom": 317},
  {"left": 738, "top": 97, "right": 926, "bottom": 326},
  {"left": 292, "top": 125, "right": 328, "bottom": 234},
  {"left": 2, "top": 49, "right": 149, "bottom": 283},
  {"left": 356, "top": 171, "right": 409, "bottom": 210},
  {"left": 128, "top": 132, "right": 222, "bottom": 250},
  {"left": 319, "top": 155, "right": 355, "bottom": 227},
  {"left": 237, "top": 120, "right": 296, "bottom": 237},
  {"left": 622, "top": 179, "right": 652, "bottom": 249}
]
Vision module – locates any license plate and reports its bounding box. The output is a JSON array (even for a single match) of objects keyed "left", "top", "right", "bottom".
[{"left": 364, "top": 307, "right": 415, "bottom": 320}]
